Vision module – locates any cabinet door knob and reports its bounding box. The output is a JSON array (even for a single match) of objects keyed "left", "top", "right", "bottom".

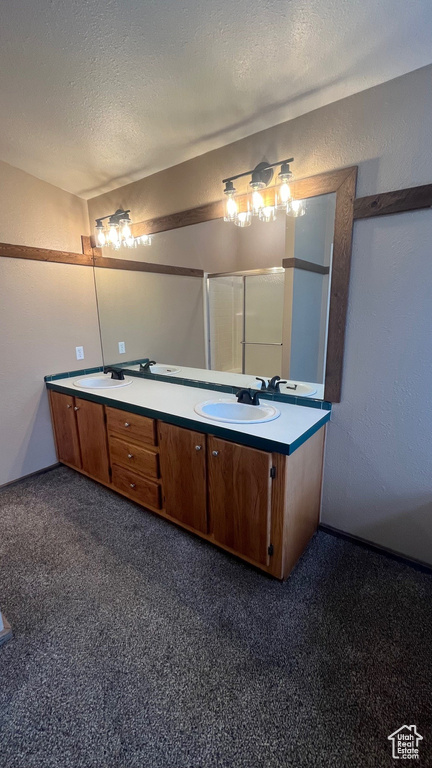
[
  {"left": 127, "top": 453, "right": 134, "bottom": 459},
  {"left": 212, "top": 450, "right": 219, "bottom": 457},
  {"left": 74, "top": 406, "right": 79, "bottom": 411},
  {"left": 130, "top": 483, "right": 136, "bottom": 489},
  {"left": 124, "top": 422, "right": 130, "bottom": 427},
  {"left": 67, "top": 404, "right": 72, "bottom": 409},
  {"left": 195, "top": 445, "right": 202, "bottom": 451}
]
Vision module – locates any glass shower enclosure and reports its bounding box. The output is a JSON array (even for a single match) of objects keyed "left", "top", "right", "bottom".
[{"left": 207, "top": 268, "right": 285, "bottom": 378}]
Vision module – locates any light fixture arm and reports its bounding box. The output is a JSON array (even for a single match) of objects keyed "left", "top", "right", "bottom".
[
  {"left": 94, "top": 209, "right": 131, "bottom": 225},
  {"left": 222, "top": 158, "right": 294, "bottom": 185}
]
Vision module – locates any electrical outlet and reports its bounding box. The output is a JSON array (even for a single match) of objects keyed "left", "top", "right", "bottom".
[
  {"left": 118, "top": 341, "right": 126, "bottom": 354},
  {"left": 75, "top": 346, "right": 84, "bottom": 360}
]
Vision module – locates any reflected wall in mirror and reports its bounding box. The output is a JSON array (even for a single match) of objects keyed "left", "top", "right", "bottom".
[
  {"left": 207, "top": 193, "right": 335, "bottom": 390},
  {"left": 93, "top": 167, "right": 356, "bottom": 401}
]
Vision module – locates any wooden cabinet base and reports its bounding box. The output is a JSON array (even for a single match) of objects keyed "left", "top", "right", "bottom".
[
  {"left": 155, "top": 427, "right": 325, "bottom": 580},
  {"left": 50, "top": 390, "right": 326, "bottom": 580},
  {"left": 111, "top": 464, "right": 161, "bottom": 510},
  {"left": 158, "top": 422, "right": 207, "bottom": 533},
  {"left": 269, "top": 428, "right": 325, "bottom": 580}
]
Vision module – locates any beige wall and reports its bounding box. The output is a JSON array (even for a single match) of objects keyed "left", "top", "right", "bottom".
[
  {"left": 0, "top": 161, "right": 101, "bottom": 486},
  {"left": 89, "top": 65, "right": 432, "bottom": 565},
  {"left": 88, "top": 65, "right": 432, "bottom": 223}
]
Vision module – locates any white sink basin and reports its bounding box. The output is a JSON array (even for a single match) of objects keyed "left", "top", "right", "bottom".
[
  {"left": 149, "top": 364, "right": 181, "bottom": 375},
  {"left": 279, "top": 382, "right": 317, "bottom": 397},
  {"left": 194, "top": 398, "right": 280, "bottom": 424},
  {"left": 73, "top": 375, "right": 133, "bottom": 389}
]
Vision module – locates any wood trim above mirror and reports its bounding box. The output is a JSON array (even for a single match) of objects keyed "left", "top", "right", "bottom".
[{"left": 127, "top": 167, "right": 357, "bottom": 241}]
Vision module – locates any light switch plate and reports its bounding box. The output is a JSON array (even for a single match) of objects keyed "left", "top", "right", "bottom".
[
  {"left": 118, "top": 341, "right": 126, "bottom": 354},
  {"left": 76, "top": 346, "right": 84, "bottom": 360}
]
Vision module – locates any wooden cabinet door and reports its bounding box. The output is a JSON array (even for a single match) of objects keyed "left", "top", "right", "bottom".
[
  {"left": 158, "top": 422, "right": 207, "bottom": 533},
  {"left": 208, "top": 437, "right": 272, "bottom": 566},
  {"left": 49, "top": 390, "right": 82, "bottom": 469},
  {"left": 74, "top": 398, "right": 110, "bottom": 483}
]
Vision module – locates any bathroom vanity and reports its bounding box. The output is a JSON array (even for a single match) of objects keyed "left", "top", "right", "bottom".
[{"left": 46, "top": 373, "right": 329, "bottom": 580}]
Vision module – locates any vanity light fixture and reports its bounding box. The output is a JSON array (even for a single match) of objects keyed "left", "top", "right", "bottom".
[
  {"left": 94, "top": 209, "right": 152, "bottom": 250},
  {"left": 222, "top": 158, "right": 306, "bottom": 225},
  {"left": 140, "top": 234, "right": 152, "bottom": 246},
  {"left": 289, "top": 199, "right": 306, "bottom": 217},
  {"left": 277, "top": 162, "right": 293, "bottom": 211},
  {"left": 95, "top": 219, "right": 106, "bottom": 247},
  {"left": 223, "top": 181, "right": 238, "bottom": 221},
  {"left": 259, "top": 197, "right": 278, "bottom": 223},
  {"left": 249, "top": 167, "right": 266, "bottom": 216},
  {"left": 107, "top": 214, "right": 120, "bottom": 246},
  {"left": 234, "top": 203, "right": 252, "bottom": 227}
]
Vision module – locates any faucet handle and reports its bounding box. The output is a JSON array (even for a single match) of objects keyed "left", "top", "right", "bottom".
[
  {"left": 236, "top": 388, "right": 260, "bottom": 406},
  {"left": 140, "top": 360, "right": 156, "bottom": 372},
  {"left": 104, "top": 366, "right": 125, "bottom": 381},
  {"left": 272, "top": 378, "right": 289, "bottom": 393},
  {"left": 268, "top": 375, "right": 281, "bottom": 390},
  {"left": 255, "top": 377, "right": 267, "bottom": 390}
]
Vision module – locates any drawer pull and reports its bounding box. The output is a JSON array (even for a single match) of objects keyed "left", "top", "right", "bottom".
[
  {"left": 124, "top": 422, "right": 130, "bottom": 427},
  {"left": 127, "top": 453, "right": 134, "bottom": 459},
  {"left": 130, "top": 483, "right": 136, "bottom": 489},
  {"left": 212, "top": 450, "right": 219, "bottom": 456},
  {"left": 195, "top": 445, "right": 202, "bottom": 451}
]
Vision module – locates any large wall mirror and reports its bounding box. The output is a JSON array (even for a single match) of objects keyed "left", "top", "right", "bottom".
[{"left": 93, "top": 167, "right": 357, "bottom": 401}]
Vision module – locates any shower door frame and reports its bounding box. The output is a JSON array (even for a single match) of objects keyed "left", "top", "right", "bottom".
[{"left": 206, "top": 267, "right": 285, "bottom": 375}]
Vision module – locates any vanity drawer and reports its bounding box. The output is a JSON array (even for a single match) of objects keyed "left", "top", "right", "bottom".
[
  {"left": 111, "top": 464, "right": 161, "bottom": 510},
  {"left": 106, "top": 407, "right": 156, "bottom": 446},
  {"left": 109, "top": 435, "right": 159, "bottom": 479}
]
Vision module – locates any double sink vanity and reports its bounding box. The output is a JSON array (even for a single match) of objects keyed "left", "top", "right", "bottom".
[
  {"left": 46, "top": 369, "right": 330, "bottom": 580},
  {"left": 45, "top": 165, "right": 356, "bottom": 579}
]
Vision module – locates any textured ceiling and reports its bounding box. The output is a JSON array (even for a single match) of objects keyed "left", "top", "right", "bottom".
[{"left": 1, "top": 0, "right": 432, "bottom": 199}]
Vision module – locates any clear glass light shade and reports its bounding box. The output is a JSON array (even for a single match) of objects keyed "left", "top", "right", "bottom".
[
  {"left": 119, "top": 218, "right": 132, "bottom": 240},
  {"left": 234, "top": 209, "right": 252, "bottom": 227},
  {"left": 224, "top": 192, "right": 238, "bottom": 222},
  {"left": 250, "top": 184, "right": 265, "bottom": 216},
  {"left": 95, "top": 225, "right": 106, "bottom": 247},
  {"left": 259, "top": 205, "right": 277, "bottom": 223},
  {"left": 288, "top": 199, "right": 306, "bottom": 217},
  {"left": 278, "top": 180, "right": 292, "bottom": 209},
  {"left": 108, "top": 222, "right": 119, "bottom": 245},
  {"left": 119, "top": 217, "right": 137, "bottom": 248},
  {"left": 140, "top": 234, "right": 152, "bottom": 246}
]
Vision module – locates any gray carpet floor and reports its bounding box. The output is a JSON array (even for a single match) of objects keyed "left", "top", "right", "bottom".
[{"left": 0, "top": 466, "right": 431, "bottom": 768}]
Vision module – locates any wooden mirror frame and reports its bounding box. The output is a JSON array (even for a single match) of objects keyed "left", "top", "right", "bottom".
[{"left": 122, "top": 165, "right": 357, "bottom": 402}]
